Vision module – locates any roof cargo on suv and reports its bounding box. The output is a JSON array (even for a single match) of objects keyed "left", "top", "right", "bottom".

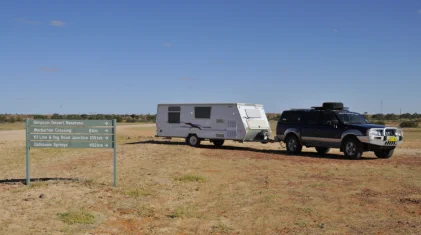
[{"left": 322, "top": 102, "right": 344, "bottom": 110}]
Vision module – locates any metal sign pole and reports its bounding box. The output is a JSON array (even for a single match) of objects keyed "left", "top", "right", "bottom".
[
  {"left": 113, "top": 119, "right": 117, "bottom": 187},
  {"left": 26, "top": 119, "right": 31, "bottom": 185}
]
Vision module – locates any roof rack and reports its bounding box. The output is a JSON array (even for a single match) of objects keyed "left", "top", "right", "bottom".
[{"left": 310, "top": 106, "right": 349, "bottom": 111}]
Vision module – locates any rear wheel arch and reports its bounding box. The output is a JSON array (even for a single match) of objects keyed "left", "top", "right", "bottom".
[
  {"left": 284, "top": 133, "right": 303, "bottom": 154},
  {"left": 284, "top": 132, "right": 300, "bottom": 143}
]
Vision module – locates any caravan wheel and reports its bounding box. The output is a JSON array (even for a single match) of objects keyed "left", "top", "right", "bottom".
[
  {"left": 213, "top": 139, "right": 224, "bottom": 147},
  {"left": 187, "top": 135, "right": 201, "bottom": 147}
]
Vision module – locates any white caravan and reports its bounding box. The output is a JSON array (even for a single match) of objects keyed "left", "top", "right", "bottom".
[{"left": 156, "top": 103, "right": 272, "bottom": 147}]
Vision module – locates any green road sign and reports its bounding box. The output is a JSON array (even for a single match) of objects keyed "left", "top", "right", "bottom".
[
  {"left": 25, "top": 119, "right": 118, "bottom": 187},
  {"left": 28, "top": 127, "right": 113, "bottom": 134},
  {"left": 28, "top": 134, "right": 113, "bottom": 141},
  {"left": 29, "top": 141, "right": 114, "bottom": 148},
  {"left": 28, "top": 120, "right": 113, "bottom": 127}
]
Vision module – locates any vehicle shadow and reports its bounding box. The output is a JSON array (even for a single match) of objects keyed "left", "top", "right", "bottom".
[
  {"left": 126, "top": 140, "right": 377, "bottom": 161},
  {"left": 0, "top": 177, "right": 80, "bottom": 185}
]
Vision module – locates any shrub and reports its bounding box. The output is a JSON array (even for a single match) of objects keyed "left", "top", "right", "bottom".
[
  {"left": 400, "top": 113, "right": 413, "bottom": 119},
  {"left": 175, "top": 174, "right": 205, "bottom": 183},
  {"left": 0, "top": 115, "right": 6, "bottom": 123},
  {"left": 51, "top": 113, "right": 66, "bottom": 119},
  {"left": 372, "top": 114, "right": 384, "bottom": 120},
  {"left": 33, "top": 115, "right": 48, "bottom": 119},
  {"left": 399, "top": 121, "right": 419, "bottom": 128},
  {"left": 371, "top": 120, "right": 385, "bottom": 125},
  {"left": 57, "top": 210, "right": 95, "bottom": 225},
  {"left": 384, "top": 113, "right": 398, "bottom": 120},
  {"left": 7, "top": 117, "right": 16, "bottom": 123},
  {"left": 126, "top": 118, "right": 137, "bottom": 123}
]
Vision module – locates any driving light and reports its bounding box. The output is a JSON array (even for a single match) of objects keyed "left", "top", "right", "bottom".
[{"left": 368, "top": 129, "right": 383, "bottom": 136}]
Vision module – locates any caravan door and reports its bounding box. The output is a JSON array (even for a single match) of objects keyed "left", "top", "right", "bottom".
[{"left": 245, "top": 109, "right": 269, "bottom": 130}]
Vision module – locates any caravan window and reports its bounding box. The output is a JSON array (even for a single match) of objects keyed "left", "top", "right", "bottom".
[
  {"left": 245, "top": 109, "right": 261, "bottom": 118},
  {"left": 195, "top": 107, "right": 211, "bottom": 119},
  {"left": 168, "top": 106, "right": 180, "bottom": 123}
]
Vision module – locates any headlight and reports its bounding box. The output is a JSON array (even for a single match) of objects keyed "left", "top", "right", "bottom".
[{"left": 368, "top": 129, "right": 383, "bottom": 136}]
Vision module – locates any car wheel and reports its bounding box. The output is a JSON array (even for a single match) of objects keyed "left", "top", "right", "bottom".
[
  {"left": 374, "top": 149, "right": 394, "bottom": 159},
  {"left": 186, "top": 135, "right": 201, "bottom": 147},
  {"left": 343, "top": 137, "right": 363, "bottom": 159},
  {"left": 213, "top": 139, "right": 224, "bottom": 147},
  {"left": 285, "top": 135, "right": 302, "bottom": 154},
  {"left": 315, "top": 147, "right": 330, "bottom": 155}
]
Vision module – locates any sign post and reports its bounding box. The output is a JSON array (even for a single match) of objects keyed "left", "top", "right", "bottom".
[
  {"left": 113, "top": 119, "right": 117, "bottom": 187},
  {"left": 25, "top": 119, "right": 117, "bottom": 186}
]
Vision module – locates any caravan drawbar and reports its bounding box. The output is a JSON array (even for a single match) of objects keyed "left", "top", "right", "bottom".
[{"left": 156, "top": 103, "right": 272, "bottom": 147}]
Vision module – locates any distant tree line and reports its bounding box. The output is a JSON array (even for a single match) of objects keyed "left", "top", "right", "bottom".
[
  {"left": 0, "top": 113, "right": 156, "bottom": 123},
  {"left": 265, "top": 112, "right": 420, "bottom": 128}
]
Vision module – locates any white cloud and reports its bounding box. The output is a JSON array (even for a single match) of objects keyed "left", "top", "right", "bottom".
[
  {"left": 51, "top": 20, "right": 65, "bottom": 27},
  {"left": 332, "top": 28, "right": 338, "bottom": 33},
  {"left": 180, "top": 77, "right": 193, "bottom": 81},
  {"left": 40, "top": 68, "right": 60, "bottom": 72},
  {"left": 164, "top": 43, "right": 172, "bottom": 47},
  {"left": 418, "top": 9, "right": 421, "bottom": 14},
  {"left": 17, "top": 18, "right": 40, "bottom": 25}
]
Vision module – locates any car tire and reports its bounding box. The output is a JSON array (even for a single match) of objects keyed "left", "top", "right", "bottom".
[
  {"left": 213, "top": 139, "right": 224, "bottom": 147},
  {"left": 374, "top": 149, "right": 394, "bottom": 159},
  {"left": 315, "top": 147, "right": 330, "bottom": 155},
  {"left": 186, "top": 135, "right": 201, "bottom": 147},
  {"left": 343, "top": 137, "right": 363, "bottom": 159},
  {"left": 285, "top": 135, "right": 302, "bottom": 154}
]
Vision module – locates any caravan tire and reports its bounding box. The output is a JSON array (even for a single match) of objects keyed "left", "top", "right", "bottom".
[
  {"left": 187, "top": 135, "right": 201, "bottom": 147},
  {"left": 213, "top": 139, "right": 224, "bottom": 147}
]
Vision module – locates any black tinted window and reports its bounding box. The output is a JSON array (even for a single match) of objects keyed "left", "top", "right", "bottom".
[
  {"left": 168, "top": 106, "right": 180, "bottom": 123},
  {"left": 168, "top": 112, "right": 180, "bottom": 123},
  {"left": 168, "top": 107, "right": 181, "bottom": 112},
  {"left": 303, "top": 111, "right": 321, "bottom": 125},
  {"left": 280, "top": 111, "right": 301, "bottom": 123},
  {"left": 195, "top": 107, "right": 211, "bottom": 119},
  {"left": 321, "top": 112, "right": 338, "bottom": 125}
]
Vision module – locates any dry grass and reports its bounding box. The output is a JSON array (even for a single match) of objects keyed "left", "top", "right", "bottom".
[
  {"left": 1, "top": 123, "right": 421, "bottom": 234},
  {"left": 57, "top": 210, "right": 96, "bottom": 225},
  {"left": 174, "top": 174, "right": 206, "bottom": 182},
  {"left": 0, "top": 122, "right": 25, "bottom": 130}
]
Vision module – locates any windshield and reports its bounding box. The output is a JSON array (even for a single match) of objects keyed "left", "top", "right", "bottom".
[{"left": 337, "top": 112, "right": 369, "bottom": 124}]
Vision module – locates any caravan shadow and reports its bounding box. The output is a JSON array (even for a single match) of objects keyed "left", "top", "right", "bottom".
[{"left": 126, "top": 140, "right": 376, "bottom": 161}]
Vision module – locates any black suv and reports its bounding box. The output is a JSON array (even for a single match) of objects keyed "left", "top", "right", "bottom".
[{"left": 274, "top": 102, "right": 404, "bottom": 159}]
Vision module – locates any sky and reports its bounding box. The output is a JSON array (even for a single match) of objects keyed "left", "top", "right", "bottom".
[{"left": 1, "top": 0, "right": 421, "bottom": 115}]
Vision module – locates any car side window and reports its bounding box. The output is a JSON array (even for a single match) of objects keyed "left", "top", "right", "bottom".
[
  {"left": 303, "top": 111, "right": 321, "bottom": 125},
  {"left": 321, "top": 112, "right": 338, "bottom": 125},
  {"left": 280, "top": 111, "right": 301, "bottom": 123}
]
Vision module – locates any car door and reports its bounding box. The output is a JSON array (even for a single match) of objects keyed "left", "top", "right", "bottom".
[
  {"left": 318, "top": 111, "right": 344, "bottom": 148},
  {"left": 301, "top": 111, "right": 322, "bottom": 145}
]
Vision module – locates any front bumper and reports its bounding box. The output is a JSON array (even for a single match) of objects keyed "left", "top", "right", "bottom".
[{"left": 357, "top": 135, "right": 403, "bottom": 147}]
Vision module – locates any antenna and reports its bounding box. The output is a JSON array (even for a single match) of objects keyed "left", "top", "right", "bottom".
[{"left": 400, "top": 108, "right": 402, "bottom": 121}]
